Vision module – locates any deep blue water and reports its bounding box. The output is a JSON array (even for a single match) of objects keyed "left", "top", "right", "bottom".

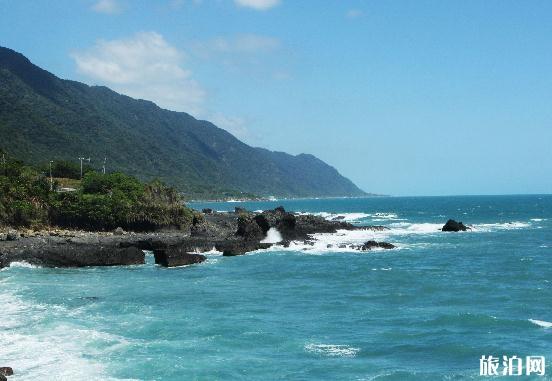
[{"left": 1, "top": 195, "right": 551, "bottom": 380}]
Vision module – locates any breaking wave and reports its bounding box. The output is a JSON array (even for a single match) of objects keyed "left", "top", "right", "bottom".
[
  {"left": 304, "top": 343, "right": 360, "bottom": 357},
  {"left": 529, "top": 319, "right": 552, "bottom": 328}
]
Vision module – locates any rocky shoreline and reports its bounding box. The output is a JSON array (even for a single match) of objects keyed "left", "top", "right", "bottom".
[{"left": 0, "top": 207, "right": 393, "bottom": 269}]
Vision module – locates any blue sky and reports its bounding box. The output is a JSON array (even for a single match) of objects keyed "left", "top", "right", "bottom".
[{"left": 1, "top": 0, "right": 551, "bottom": 196}]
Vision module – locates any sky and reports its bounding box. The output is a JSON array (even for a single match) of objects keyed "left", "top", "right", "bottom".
[{"left": 0, "top": 0, "right": 551, "bottom": 196}]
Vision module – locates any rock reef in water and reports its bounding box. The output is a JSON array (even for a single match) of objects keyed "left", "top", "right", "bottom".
[
  {"left": 0, "top": 206, "right": 398, "bottom": 268},
  {"left": 153, "top": 246, "right": 206, "bottom": 267},
  {"left": 0, "top": 366, "right": 13, "bottom": 380},
  {"left": 354, "top": 241, "right": 396, "bottom": 251},
  {"left": 441, "top": 219, "right": 470, "bottom": 232}
]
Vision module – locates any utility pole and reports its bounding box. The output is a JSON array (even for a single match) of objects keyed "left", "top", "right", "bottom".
[
  {"left": 102, "top": 157, "right": 107, "bottom": 174},
  {"left": 78, "top": 157, "right": 90, "bottom": 179},
  {"left": 49, "top": 160, "right": 53, "bottom": 191}
]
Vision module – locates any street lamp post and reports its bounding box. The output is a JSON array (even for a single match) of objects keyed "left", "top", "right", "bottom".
[{"left": 49, "top": 160, "right": 53, "bottom": 191}]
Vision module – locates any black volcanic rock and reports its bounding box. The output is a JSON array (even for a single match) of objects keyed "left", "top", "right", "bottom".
[
  {"left": 217, "top": 240, "right": 272, "bottom": 256},
  {"left": 0, "top": 46, "right": 366, "bottom": 198},
  {"left": 356, "top": 241, "right": 396, "bottom": 250},
  {"left": 0, "top": 242, "right": 144, "bottom": 268},
  {"left": 0, "top": 367, "right": 13, "bottom": 377},
  {"left": 442, "top": 219, "right": 469, "bottom": 232},
  {"left": 153, "top": 246, "right": 206, "bottom": 267},
  {"left": 236, "top": 215, "right": 265, "bottom": 241}
]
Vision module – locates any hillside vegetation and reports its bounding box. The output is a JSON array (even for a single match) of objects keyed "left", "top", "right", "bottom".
[
  {"left": 0, "top": 153, "right": 194, "bottom": 231},
  {"left": 0, "top": 46, "right": 366, "bottom": 199}
]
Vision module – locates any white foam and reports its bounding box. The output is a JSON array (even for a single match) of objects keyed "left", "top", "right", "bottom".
[
  {"left": 529, "top": 319, "right": 552, "bottom": 328},
  {"left": 472, "top": 221, "right": 531, "bottom": 231},
  {"left": 531, "top": 218, "right": 546, "bottom": 222},
  {"left": 201, "top": 247, "right": 223, "bottom": 255},
  {"left": 387, "top": 222, "right": 443, "bottom": 234},
  {"left": 305, "top": 343, "right": 360, "bottom": 357},
  {"left": 297, "top": 211, "right": 406, "bottom": 223},
  {"left": 8, "top": 261, "right": 39, "bottom": 269},
  {"left": 295, "top": 211, "right": 371, "bottom": 222},
  {"left": 0, "top": 291, "right": 131, "bottom": 380},
  {"left": 261, "top": 228, "right": 283, "bottom": 243}
]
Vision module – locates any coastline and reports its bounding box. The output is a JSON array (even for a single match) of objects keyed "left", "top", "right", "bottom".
[{"left": 0, "top": 206, "right": 393, "bottom": 269}]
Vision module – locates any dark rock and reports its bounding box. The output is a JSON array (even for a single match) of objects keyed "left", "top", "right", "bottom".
[
  {"left": 202, "top": 208, "right": 213, "bottom": 214},
  {"left": 236, "top": 215, "right": 265, "bottom": 241},
  {"left": 1, "top": 244, "right": 144, "bottom": 268},
  {"left": 234, "top": 207, "right": 247, "bottom": 214},
  {"left": 113, "top": 227, "right": 125, "bottom": 236},
  {"left": 0, "top": 374, "right": 6, "bottom": 381},
  {"left": 356, "top": 241, "right": 396, "bottom": 250},
  {"left": 253, "top": 215, "right": 270, "bottom": 234},
  {"left": 217, "top": 241, "right": 272, "bottom": 256},
  {"left": 355, "top": 225, "right": 389, "bottom": 231},
  {"left": 153, "top": 246, "right": 206, "bottom": 267},
  {"left": 442, "top": 219, "right": 469, "bottom": 232},
  {"left": 0, "top": 367, "right": 13, "bottom": 377},
  {"left": 280, "top": 213, "right": 296, "bottom": 230},
  {"left": 6, "top": 230, "right": 19, "bottom": 241},
  {"left": 274, "top": 206, "right": 286, "bottom": 213}
]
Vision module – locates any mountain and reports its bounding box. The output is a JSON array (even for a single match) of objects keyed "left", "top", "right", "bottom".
[{"left": 0, "top": 46, "right": 366, "bottom": 199}]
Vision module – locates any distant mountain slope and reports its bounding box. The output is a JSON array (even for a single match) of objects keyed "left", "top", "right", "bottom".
[{"left": 0, "top": 46, "right": 366, "bottom": 198}]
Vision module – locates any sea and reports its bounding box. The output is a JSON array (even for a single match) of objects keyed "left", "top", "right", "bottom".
[{"left": 1, "top": 195, "right": 551, "bottom": 380}]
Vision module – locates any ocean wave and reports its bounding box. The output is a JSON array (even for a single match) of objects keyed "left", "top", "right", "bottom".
[
  {"left": 0, "top": 291, "right": 132, "bottom": 380},
  {"left": 472, "top": 221, "right": 531, "bottom": 231},
  {"left": 295, "top": 212, "right": 371, "bottom": 222},
  {"left": 529, "top": 319, "right": 552, "bottom": 328},
  {"left": 7, "top": 261, "right": 39, "bottom": 269},
  {"left": 304, "top": 343, "right": 360, "bottom": 357},
  {"left": 295, "top": 211, "right": 407, "bottom": 223}
]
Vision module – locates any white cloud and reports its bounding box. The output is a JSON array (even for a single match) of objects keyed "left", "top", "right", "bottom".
[
  {"left": 209, "top": 113, "right": 256, "bottom": 143},
  {"left": 346, "top": 9, "right": 364, "bottom": 19},
  {"left": 72, "top": 32, "right": 206, "bottom": 116},
  {"left": 196, "top": 34, "right": 280, "bottom": 55},
  {"left": 234, "top": 0, "right": 280, "bottom": 11},
  {"left": 91, "top": 0, "right": 121, "bottom": 14}
]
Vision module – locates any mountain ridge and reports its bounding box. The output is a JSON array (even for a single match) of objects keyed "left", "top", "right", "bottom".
[{"left": 0, "top": 46, "right": 366, "bottom": 199}]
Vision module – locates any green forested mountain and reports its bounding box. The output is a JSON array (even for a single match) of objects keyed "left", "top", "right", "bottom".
[{"left": 0, "top": 46, "right": 366, "bottom": 199}]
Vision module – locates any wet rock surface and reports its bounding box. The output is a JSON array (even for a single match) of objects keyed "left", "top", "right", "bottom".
[
  {"left": 442, "top": 219, "right": 470, "bottom": 232},
  {"left": 153, "top": 246, "right": 207, "bottom": 267},
  {"left": 354, "top": 240, "right": 396, "bottom": 251},
  {"left": 0, "top": 206, "right": 397, "bottom": 267}
]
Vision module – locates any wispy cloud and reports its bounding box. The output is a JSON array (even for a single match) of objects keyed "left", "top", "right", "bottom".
[
  {"left": 234, "top": 0, "right": 280, "bottom": 11},
  {"left": 195, "top": 34, "right": 280, "bottom": 55},
  {"left": 91, "top": 0, "right": 121, "bottom": 14},
  {"left": 346, "top": 9, "right": 364, "bottom": 19},
  {"left": 72, "top": 32, "right": 205, "bottom": 116},
  {"left": 209, "top": 113, "right": 258, "bottom": 144}
]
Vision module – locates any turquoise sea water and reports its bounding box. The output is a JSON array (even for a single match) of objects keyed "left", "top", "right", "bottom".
[{"left": 1, "top": 195, "right": 551, "bottom": 380}]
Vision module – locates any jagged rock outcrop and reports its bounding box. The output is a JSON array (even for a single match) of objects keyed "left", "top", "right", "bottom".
[
  {"left": 216, "top": 240, "right": 272, "bottom": 256},
  {"left": 354, "top": 241, "right": 396, "bottom": 251},
  {"left": 442, "top": 219, "right": 469, "bottom": 232},
  {"left": 0, "top": 242, "right": 144, "bottom": 268},
  {"left": 153, "top": 246, "right": 206, "bottom": 267}
]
